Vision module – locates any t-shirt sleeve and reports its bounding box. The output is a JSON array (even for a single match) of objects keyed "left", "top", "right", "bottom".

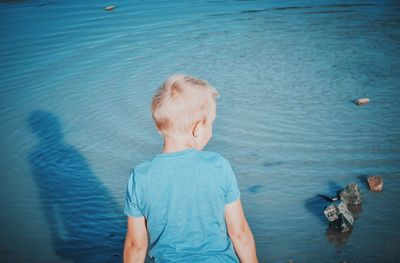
[
  {"left": 124, "top": 170, "right": 144, "bottom": 218},
  {"left": 222, "top": 157, "right": 241, "bottom": 204}
]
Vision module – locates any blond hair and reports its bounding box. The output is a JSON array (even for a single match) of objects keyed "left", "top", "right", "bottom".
[{"left": 151, "top": 74, "right": 218, "bottom": 136}]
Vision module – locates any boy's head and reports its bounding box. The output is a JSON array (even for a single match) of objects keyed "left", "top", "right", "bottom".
[{"left": 151, "top": 74, "right": 218, "bottom": 149}]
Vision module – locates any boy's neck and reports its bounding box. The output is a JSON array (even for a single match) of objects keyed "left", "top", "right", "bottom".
[{"left": 162, "top": 134, "right": 197, "bottom": 153}]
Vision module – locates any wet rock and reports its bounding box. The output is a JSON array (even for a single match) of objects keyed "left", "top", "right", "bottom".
[
  {"left": 339, "top": 183, "right": 362, "bottom": 205},
  {"left": 105, "top": 5, "right": 116, "bottom": 11},
  {"left": 367, "top": 176, "right": 383, "bottom": 192},
  {"left": 324, "top": 202, "right": 354, "bottom": 232},
  {"left": 354, "top": 97, "right": 370, "bottom": 105},
  {"left": 347, "top": 203, "right": 363, "bottom": 220}
]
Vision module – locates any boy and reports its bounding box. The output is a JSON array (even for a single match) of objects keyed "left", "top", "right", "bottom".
[{"left": 123, "top": 74, "right": 258, "bottom": 263}]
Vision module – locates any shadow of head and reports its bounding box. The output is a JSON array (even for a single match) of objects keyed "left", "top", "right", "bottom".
[{"left": 28, "top": 110, "right": 63, "bottom": 144}]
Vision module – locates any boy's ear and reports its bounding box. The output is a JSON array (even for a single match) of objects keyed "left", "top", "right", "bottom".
[{"left": 192, "top": 121, "right": 200, "bottom": 138}]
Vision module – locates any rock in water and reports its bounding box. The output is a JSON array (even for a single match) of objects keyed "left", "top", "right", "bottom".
[
  {"left": 367, "top": 176, "right": 383, "bottom": 192},
  {"left": 105, "top": 5, "right": 116, "bottom": 11},
  {"left": 324, "top": 202, "right": 354, "bottom": 232},
  {"left": 339, "top": 184, "right": 362, "bottom": 205},
  {"left": 354, "top": 98, "right": 370, "bottom": 105}
]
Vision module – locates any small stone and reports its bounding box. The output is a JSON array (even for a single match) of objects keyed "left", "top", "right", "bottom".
[
  {"left": 355, "top": 97, "right": 370, "bottom": 105},
  {"left": 288, "top": 260, "right": 294, "bottom": 263},
  {"left": 105, "top": 5, "right": 116, "bottom": 11},
  {"left": 367, "top": 176, "right": 383, "bottom": 192}
]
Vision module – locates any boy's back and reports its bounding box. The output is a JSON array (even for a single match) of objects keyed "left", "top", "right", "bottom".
[
  {"left": 124, "top": 148, "right": 240, "bottom": 262},
  {"left": 123, "top": 74, "right": 257, "bottom": 263}
]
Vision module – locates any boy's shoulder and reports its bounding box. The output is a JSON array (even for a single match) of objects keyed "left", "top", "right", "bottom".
[
  {"left": 132, "top": 159, "right": 152, "bottom": 176},
  {"left": 193, "top": 151, "right": 234, "bottom": 175},
  {"left": 196, "top": 150, "right": 228, "bottom": 164}
]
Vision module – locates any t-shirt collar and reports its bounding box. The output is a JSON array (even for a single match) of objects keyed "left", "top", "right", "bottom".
[{"left": 155, "top": 148, "right": 197, "bottom": 159}]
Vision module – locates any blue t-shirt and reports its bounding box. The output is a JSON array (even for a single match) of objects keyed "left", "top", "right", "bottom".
[{"left": 124, "top": 148, "right": 240, "bottom": 262}]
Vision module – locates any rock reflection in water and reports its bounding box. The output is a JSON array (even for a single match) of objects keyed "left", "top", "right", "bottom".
[{"left": 325, "top": 225, "right": 353, "bottom": 247}]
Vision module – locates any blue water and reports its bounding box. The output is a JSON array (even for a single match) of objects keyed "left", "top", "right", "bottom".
[{"left": 1, "top": 0, "right": 400, "bottom": 262}]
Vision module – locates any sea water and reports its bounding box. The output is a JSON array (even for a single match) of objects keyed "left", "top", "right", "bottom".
[{"left": 1, "top": 0, "right": 399, "bottom": 262}]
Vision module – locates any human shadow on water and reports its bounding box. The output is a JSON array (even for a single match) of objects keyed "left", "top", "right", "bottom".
[{"left": 27, "top": 110, "right": 125, "bottom": 263}]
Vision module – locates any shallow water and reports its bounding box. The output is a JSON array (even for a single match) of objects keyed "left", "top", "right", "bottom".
[{"left": 1, "top": 0, "right": 400, "bottom": 262}]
